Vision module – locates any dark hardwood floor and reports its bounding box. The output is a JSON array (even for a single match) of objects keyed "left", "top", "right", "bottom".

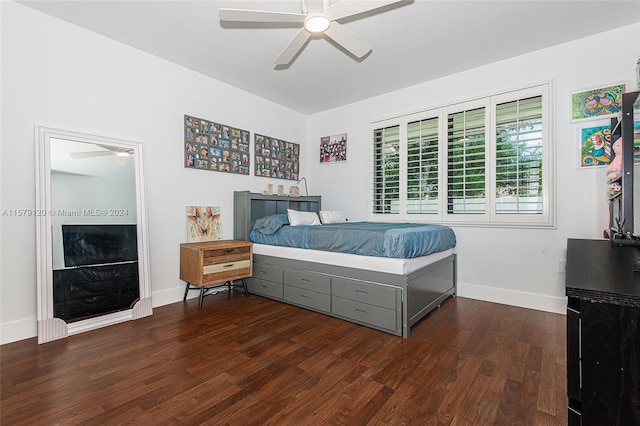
[{"left": 1, "top": 292, "right": 567, "bottom": 425}]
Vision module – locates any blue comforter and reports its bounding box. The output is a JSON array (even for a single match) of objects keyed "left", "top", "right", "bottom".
[{"left": 249, "top": 218, "right": 455, "bottom": 259}]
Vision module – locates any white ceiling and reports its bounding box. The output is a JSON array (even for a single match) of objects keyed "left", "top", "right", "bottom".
[
  {"left": 18, "top": 0, "right": 640, "bottom": 115},
  {"left": 50, "top": 138, "right": 135, "bottom": 180}
]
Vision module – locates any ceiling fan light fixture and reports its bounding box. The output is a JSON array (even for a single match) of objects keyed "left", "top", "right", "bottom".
[
  {"left": 304, "top": 14, "right": 330, "bottom": 33},
  {"left": 115, "top": 151, "right": 131, "bottom": 157}
]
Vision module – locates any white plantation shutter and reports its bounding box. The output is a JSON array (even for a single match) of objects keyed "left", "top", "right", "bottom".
[
  {"left": 447, "top": 107, "right": 486, "bottom": 214},
  {"left": 407, "top": 117, "right": 439, "bottom": 214},
  {"left": 495, "top": 96, "right": 543, "bottom": 214},
  {"left": 370, "top": 83, "right": 552, "bottom": 227},
  {"left": 372, "top": 125, "right": 400, "bottom": 214}
]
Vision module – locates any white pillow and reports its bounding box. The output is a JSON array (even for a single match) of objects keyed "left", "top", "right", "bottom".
[
  {"left": 319, "top": 210, "right": 346, "bottom": 224},
  {"left": 287, "top": 209, "right": 321, "bottom": 226}
]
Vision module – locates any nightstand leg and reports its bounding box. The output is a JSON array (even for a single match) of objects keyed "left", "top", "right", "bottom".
[
  {"left": 227, "top": 280, "right": 232, "bottom": 298},
  {"left": 241, "top": 278, "right": 249, "bottom": 297},
  {"left": 183, "top": 283, "right": 191, "bottom": 301},
  {"left": 198, "top": 287, "right": 205, "bottom": 310}
]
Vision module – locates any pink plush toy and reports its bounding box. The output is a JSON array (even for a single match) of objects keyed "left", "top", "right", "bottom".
[{"left": 608, "top": 137, "right": 622, "bottom": 181}]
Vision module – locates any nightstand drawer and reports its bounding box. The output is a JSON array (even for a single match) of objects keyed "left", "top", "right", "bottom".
[
  {"left": 284, "top": 286, "right": 330, "bottom": 313},
  {"left": 203, "top": 259, "right": 251, "bottom": 275},
  {"left": 203, "top": 246, "right": 251, "bottom": 264},
  {"left": 284, "top": 269, "right": 330, "bottom": 294}
]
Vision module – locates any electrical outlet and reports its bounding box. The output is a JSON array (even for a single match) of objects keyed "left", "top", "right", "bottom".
[{"left": 557, "top": 259, "right": 566, "bottom": 274}]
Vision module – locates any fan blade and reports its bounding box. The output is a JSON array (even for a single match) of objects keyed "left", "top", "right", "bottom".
[
  {"left": 70, "top": 151, "right": 114, "bottom": 159},
  {"left": 326, "top": 0, "right": 403, "bottom": 21},
  {"left": 219, "top": 8, "right": 305, "bottom": 23},
  {"left": 274, "top": 28, "right": 311, "bottom": 65},
  {"left": 304, "top": 0, "right": 324, "bottom": 14},
  {"left": 323, "top": 22, "right": 372, "bottom": 58}
]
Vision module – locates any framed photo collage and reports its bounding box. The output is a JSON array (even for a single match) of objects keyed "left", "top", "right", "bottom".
[
  {"left": 184, "top": 115, "right": 299, "bottom": 180},
  {"left": 254, "top": 134, "right": 300, "bottom": 181}
]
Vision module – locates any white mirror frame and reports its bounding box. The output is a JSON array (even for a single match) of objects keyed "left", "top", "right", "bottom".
[{"left": 35, "top": 126, "right": 152, "bottom": 344}]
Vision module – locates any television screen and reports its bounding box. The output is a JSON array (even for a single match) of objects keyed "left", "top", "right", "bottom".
[{"left": 62, "top": 224, "right": 138, "bottom": 267}]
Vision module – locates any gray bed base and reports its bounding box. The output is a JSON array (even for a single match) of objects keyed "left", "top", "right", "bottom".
[{"left": 233, "top": 191, "right": 457, "bottom": 338}]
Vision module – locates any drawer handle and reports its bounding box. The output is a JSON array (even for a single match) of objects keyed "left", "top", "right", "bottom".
[
  {"left": 259, "top": 270, "right": 268, "bottom": 274},
  {"left": 223, "top": 263, "right": 235, "bottom": 268},
  {"left": 355, "top": 290, "right": 367, "bottom": 295},
  {"left": 300, "top": 294, "right": 310, "bottom": 299},
  {"left": 259, "top": 285, "right": 267, "bottom": 289},
  {"left": 355, "top": 308, "right": 368, "bottom": 314},
  {"left": 300, "top": 278, "right": 310, "bottom": 282},
  {"left": 223, "top": 249, "right": 235, "bottom": 253}
]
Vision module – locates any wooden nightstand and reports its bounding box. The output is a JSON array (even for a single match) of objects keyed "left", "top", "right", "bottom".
[{"left": 180, "top": 240, "right": 253, "bottom": 309}]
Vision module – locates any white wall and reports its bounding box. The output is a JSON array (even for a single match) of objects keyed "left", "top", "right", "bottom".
[
  {"left": 0, "top": 2, "right": 307, "bottom": 343},
  {"left": 306, "top": 23, "right": 640, "bottom": 314}
]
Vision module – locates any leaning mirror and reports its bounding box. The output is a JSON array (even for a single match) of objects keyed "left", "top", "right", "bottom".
[{"left": 36, "top": 126, "right": 152, "bottom": 344}]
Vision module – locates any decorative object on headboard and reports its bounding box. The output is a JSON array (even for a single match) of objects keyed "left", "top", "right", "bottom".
[
  {"left": 184, "top": 115, "right": 250, "bottom": 174},
  {"left": 289, "top": 185, "right": 300, "bottom": 197},
  {"left": 320, "top": 133, "right": 347, "bottom": 163},
  {"left": 254, "top": 134, "right": 299, "bottom": 180},
  {"left": 570, "top": 83, "right": 626, "bottom": 121},
  {"left": 186, "top": 206, "right": 222, "bottom": 242}
]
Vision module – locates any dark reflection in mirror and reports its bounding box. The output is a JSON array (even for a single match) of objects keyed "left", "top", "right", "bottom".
[{"left": 50, "top": 139, "right": 139, "bottom": 322}]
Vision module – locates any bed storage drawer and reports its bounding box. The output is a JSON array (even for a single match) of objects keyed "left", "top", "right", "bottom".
[
  {"left": 284, "top": 269, "right": 331, "bottom": 294},
  {"left": 332, "top": 296, "right": 398, "bottom": 333},
  {"left": 252, "top": 263, "right": 283, "bottom": 284},
  {"left": 284, "top": 286, "right": 331, "bottom": 313},
  {"left": 332, "top": 278, "right": 398, "bottom": 310},
  {"left": 246, "top": 277, "right": 283, "bottom": 299}
]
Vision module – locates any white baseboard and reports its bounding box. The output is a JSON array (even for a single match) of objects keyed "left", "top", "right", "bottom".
[
  {"left": 1, "top": 316, "right": 37, "bottom": 345},
  {"left": 457, "top": 281, "right": 566, "bottom": 315}
]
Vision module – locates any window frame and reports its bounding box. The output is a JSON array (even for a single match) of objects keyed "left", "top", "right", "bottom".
[{"left": 369, "top": 83, "right": 554, "bottom": 228}]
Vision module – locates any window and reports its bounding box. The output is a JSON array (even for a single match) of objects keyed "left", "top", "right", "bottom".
[
  {"left": 407, "top": 117, "right": 439, "bottom": 214},
  {"left": 372, "top": 124, "right": 400, "bottom": 214},
  {"left": 370, "top": 84, "right": 553, "bottom": 227}
]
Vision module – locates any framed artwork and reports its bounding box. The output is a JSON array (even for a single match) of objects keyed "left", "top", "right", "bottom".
[
  {"left": 571, "top": 83, "right": 626, "bottom": 121},
  {"left": 578, "top": 120, "right": 640, "bottom": 167},
  {"left": 186, "top": 206, "right": 221, "bottom": 242},
  {"left": 320, "top": 133, "right": 347, "bottom": 163},
  {"left": 254, "top": 134, "right": 299, "bottom": 180},
  {"left": 578, "top": 122, "right": 612, "bottom": 167},
  {"left": 184, "top": 115, "right": 250, "bottom": 175}
]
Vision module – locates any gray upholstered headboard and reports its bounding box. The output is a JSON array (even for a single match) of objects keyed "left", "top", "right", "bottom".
[{"left": 233, "top": 191, "right": 321, "bottom": 241}]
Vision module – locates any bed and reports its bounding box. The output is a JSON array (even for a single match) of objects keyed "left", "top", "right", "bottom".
[{"left": 233, "top": 191, "right": 457, "bottom": 338}]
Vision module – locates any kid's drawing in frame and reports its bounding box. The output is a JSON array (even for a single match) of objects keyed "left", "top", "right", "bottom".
[
  {"left": 571, "top": 83, "right": 626, "bottom": 121},
  {"left": 320, "top": 133, "right": 347, "bottom": 163},
  {"left": 186, "top": 206, "right": 222, "bottom": 242},
  {"left": 579, "top": 122, "right": 612, "bottom": 167}
]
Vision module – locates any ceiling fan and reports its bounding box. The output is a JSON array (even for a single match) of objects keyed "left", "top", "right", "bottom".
[
  {"left": 70, "top": 145, "right": 133, "bottom": 160},
  {"left": 219, "top": 0, "right": 405, "bottom": 66}
]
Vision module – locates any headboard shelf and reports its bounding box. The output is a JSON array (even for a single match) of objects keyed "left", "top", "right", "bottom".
[{"left": 234, "top": 191, "right": 321, "bottom": 241}]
